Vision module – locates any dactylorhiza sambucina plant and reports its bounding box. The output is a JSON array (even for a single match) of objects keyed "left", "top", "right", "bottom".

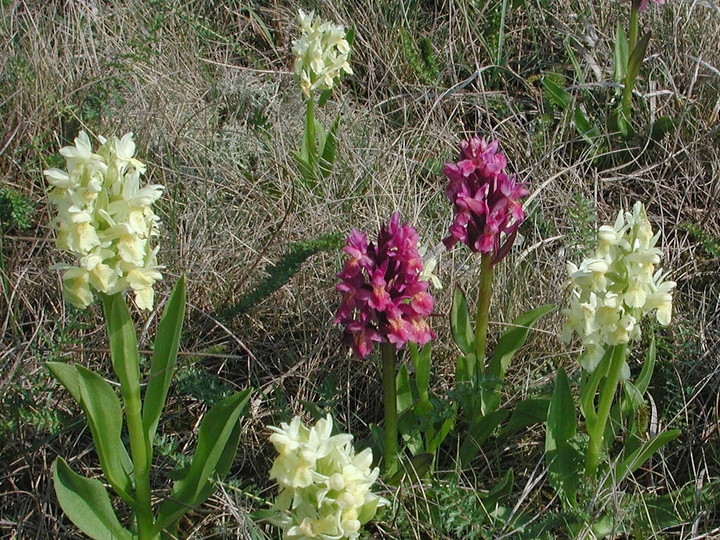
[
  {"left": 44, "top": 132, "right": 251, "bottom": 540},
  {"left": 291, "top": 9, "right": 353, "bottom": 189},
  {"left": 268, "top": 415, "right": 388, "bottom": 540},
  {"left": 442, "top": 135, "right": 552, "bottom": 466},
  {"left": 336, "top": 212, "right": 434, "bottom": 473},
  {"left": 546, "top": 202, "right": 678, "bottom": 512}
]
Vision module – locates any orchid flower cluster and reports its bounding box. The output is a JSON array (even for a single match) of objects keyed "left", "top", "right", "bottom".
[
  {"left": 561, "top": 202, "right": 676, "bottom": 371},
  {"left": 335, "top": 212, "right": 435, "bottom": 359},
  {"left": 292, "top": 9, "right": 353, "bottom": 99},
  {"left": 443, "top": 136, "right": 529, "bottom": 264},
  {"left": 268, "top": 415, "right": 388, "bottom": 540},
  {"left": 45, "top": 131, "right": 163, "bottom": 310}
]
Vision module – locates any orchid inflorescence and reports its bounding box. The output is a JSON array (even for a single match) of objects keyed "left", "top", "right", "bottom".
[
  {"left": 292, "top": 9, "right": 353, "bottom": 99},
  {"left": 443, "top": 136, "right": 529, "bottom": 264},
  {"left": 561, "top": 202, "right": 675, "bottom": 371},
  {"left": 45, "top": 131, "right": 163, "bottom": 310},
  {"left": 335, "top": 212, "right": 435, "bottom": 359},
  {"left": 268, "top": 415, "right": 388, "bottom": 540}
]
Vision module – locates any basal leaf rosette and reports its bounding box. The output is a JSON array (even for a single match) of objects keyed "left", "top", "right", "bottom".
[
  {"left": 335, "top": 212, "right": 435, "bottom": 359},
  {"left": 292, "top": 9, "right": 352, "bottom": 99},
  {"left": 45, "top": 131, "right": 163, "bottom": 309},
  {"left": 268, "top": 415, "right": 388, "bottom": 540},
  {"left": 561, "top": 202, "right": 675, "bottom": 371},
  {"left": 443, "top": 136, "right": 529, "bottom": 265}
]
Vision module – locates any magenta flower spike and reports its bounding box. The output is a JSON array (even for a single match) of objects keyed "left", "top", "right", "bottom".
[
  {"left": 336, "top": 213, "right": 436, "bottom": 359},
  {"left": 443, "top": 136, "right": 529, "bottom": 265}
]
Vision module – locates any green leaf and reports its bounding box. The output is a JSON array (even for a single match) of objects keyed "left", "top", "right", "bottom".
[
  {"left": 650, "top": 115, "right": 676, "bottom": 142},
  {"left": 633, "top": 481, "right": 720, "bottom": 532},
  {"left": 396, "top": 364, "right": 414, "bottom": 415},
  {"left": 459, "top": 409, "right": 508, "bottom": 467},
  {"left": 426, "top": 409, "right": 455, "bottom": 454},
  {"left": 498, "top": 397, "right": 550, "bottom": 439},
  {"left": 143, "top": 276, "right": 186, "bottom": 442},
  {"left": 608, "top": 429, "right": 680, "bottom": 488},
  {"left": 46, "top": 361, "right": 82, "bottom": 404},
  {"left": 53, "top": 458, "right": 132, "bottom": 540},
  {"left": 483, "top": 469, "right": 514, "bottom": 509},
  {"left": 409, "top": 343, "right": 431, "bottom": 400},
  {"left": 450, "top": 287, "right": 474, "bottom": 356},
  {"left": 626, "top": 32, "right": 651, "bottom": 86},
  {"left": 542, "top": 76, "right": 572, "bottom": 110},
  {"left": 103, "top": 294, "right": 141, "bottom": 401},
  {"left": 386, "top": 453, "right": 434, "bottom": 485},
  {"left": 613, "top": 23, "right": 629, "bottom": 85},
  {"left": 319, "top": 116, "right": 340, "bottom": 179},
  {"left": 291, "top": 151, "right": 317, "bottom": 189},
  {"left": 483, "top": 305, "right": 554, "bottom": 414},
  {"left": 317, "top": 89, "right": 332, "bottom": 107},
  {"left": 635, "top": 335, "right": 656, "bottom": 395},
  {"left": 573, "top": 106, "right": 599, "bottom": 144},
  {"left": 579, "top": 347, "right": 612, "bottom": 429},
  {"left": 75, "top": 366, "right": 135, "bottom": 503},
  {"left": 455, "top": 353, "right": 475, "bottom": 385},
  {"left": 546, "top": 367, "right": 580, "bottom": 508},
  {"left": 155, "top": 389, "right": 251, "bottom": 533}
]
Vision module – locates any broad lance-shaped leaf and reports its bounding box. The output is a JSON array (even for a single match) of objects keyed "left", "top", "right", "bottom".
[
  {"left": 482, "top": 304, "right": 554, "bottom": 414},
  {"left": 319, "top": 116, "right": 340, "bottom": 179},
  {"left": 450, "top": 287, "right": 474, "bottom": 356},
  {"left": 53, "top": 458, "right": 132, "bottom": 540},
  {"left": 579, "top": 347, "right": 612, "bottom": 430},
  {"left": 542, "top": 76, "right": 572, "bottom": 110},
  {"left": 143, "top": 276, "right": 186, "bottom": 442},
  {"left": 606, "top": 429, "right": 681, "bottom": 489},
  {"left": 635, "top": 335, "right": 656, "bottom": 395},
  {"left": 498, "top": 397, "right": 550, "bottom": 439},
  {"left": 103, "top": 293, "right": 142, "bottom": 402},
  {"left": 613, "top": 23, "right": 629, "bottom": 85},
  {"left": 459, "top": 408, "right": 508, "bottom": 467},
  {"left": 155, "top": 389, "right": 251, "bottom": 533},
  {"left": 75, "top": 366, "right": 135, "bottom": 503},
  {"left": 546, "top": 366, "right": 580, "bottom": 509},
  {"left": 46, "top": 361, "right": 82, "bottom": 404}
]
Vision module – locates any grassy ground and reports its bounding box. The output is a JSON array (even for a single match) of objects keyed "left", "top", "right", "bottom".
[{"left": 1, "top": 0, "right": 719, "bottom": 537}]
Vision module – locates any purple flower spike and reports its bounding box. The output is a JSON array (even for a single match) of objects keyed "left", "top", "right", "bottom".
[
  {"left": 336, "top": 213, "right": 436, "bottom": 359},
  {"left": 443, "top": 135, "right": 529, "bottom": 264}
]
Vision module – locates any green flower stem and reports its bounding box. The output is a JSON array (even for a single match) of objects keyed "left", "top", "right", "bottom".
[
  {"left": 621, "top": 1, "right": 641, "bottom": 126},
  {"left": 381, "top": 342, "right": 399, "bottom": 475},
  {"left": 473, "top": 252, "right": 494, "bottom": 381},
  {"left": 585, "top": 343, "right": 628, "bottom": 478},
  {"left": 629, "top": 1, "right": 640, "bottom": 53},
  {"left": 104, "top": 294, "right": 156, "bottom": 539}
]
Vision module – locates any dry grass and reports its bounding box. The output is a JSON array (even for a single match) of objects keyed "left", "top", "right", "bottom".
[{"left": 1, "top": 0, "right": 719, "bottom": 537}]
